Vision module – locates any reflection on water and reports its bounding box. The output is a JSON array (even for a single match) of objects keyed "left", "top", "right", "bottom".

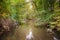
[
  {"left": 54, "top": 37, "right": 58, "bottom": 40},
  {"left": 26, "top": 29, "right": 34, "bottom": 40},
  {"left": 46, "top": 28, "right": 59, "bottom": 40}
]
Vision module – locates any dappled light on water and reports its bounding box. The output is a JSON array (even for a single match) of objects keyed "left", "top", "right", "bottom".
[{"left": 26, "top": 29, "right": 34, "bottom": 40}]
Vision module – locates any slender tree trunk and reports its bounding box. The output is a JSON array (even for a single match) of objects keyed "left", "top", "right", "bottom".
[{"left": 59, "top": 0, "right": 60, "bottom": 7}]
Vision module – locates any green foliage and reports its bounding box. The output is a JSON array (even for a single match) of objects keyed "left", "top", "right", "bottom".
[{"left": 0, "top": 0, "right": 60, "bottom": 26}]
